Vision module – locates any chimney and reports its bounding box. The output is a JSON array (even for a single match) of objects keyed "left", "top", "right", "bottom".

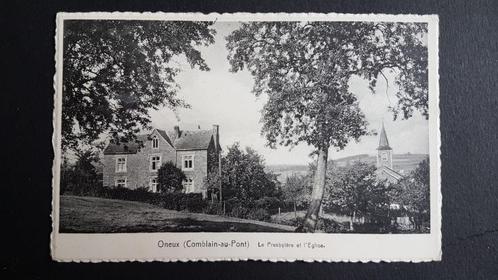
[
  {"left": 212, "top": 124, "right": 219, "bottom": 151},
  {"left": 174, "top": 125, "right": 181, "bottom": 138}
]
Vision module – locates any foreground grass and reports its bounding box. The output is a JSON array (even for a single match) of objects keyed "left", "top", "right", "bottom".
[{"left": 60, "top": 195, "right": 295, "bottom": 233}]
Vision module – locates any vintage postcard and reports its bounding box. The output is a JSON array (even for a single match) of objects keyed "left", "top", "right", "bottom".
[{"left": 51, "top": 12, "right": 441, "bottom": 262}]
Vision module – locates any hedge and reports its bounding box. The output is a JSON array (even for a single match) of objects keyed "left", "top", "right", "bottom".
[{"left": 68, "top": 185, "right": 284, "bottom": 223}]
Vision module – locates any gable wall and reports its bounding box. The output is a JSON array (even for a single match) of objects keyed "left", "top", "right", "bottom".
[
  {"left": 176, "top": 149, "right": 208, "bottom": 195},
  {"left": 103, "top": 130, "right": 176, "bottom": 189}
]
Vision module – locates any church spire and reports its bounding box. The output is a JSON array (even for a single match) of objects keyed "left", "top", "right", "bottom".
[{"left": 377, "top": 122, "right": 392, "bottom": 150}]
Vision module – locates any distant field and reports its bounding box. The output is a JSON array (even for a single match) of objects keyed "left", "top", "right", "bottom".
[
  {"left": 59, "top": 195, "right": 294, "bottom": 233},
  {"left": 391, "top": 154, "right": 429, "bottom": 174},
  {"left": 268, "top": 153, "right": 428, "bottom": 182}
]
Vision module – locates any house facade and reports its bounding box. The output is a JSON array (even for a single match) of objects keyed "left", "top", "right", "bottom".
[{"left": 102, "top": 125, "right": 221, "bottom": 198}]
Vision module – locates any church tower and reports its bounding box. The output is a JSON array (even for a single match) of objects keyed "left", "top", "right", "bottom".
[{"left": 377, "top": 122, "right": 393, "bottom": 169}]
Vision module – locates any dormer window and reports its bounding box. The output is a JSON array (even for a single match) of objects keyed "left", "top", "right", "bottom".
[{"left": 152, "top": 136, "right": 159, "bottom": 149}]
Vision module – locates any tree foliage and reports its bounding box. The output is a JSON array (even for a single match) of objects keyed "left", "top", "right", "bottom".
[
  {"left": 62, "top": 20, "right": 216, "bottom": 151},
  {"left": 226, "top": 22, "right": 427, "bottom": 150},
  {"left": 227, "top": 21, "right": 428, "bottom": 231},
  {"left": 157, "top": 161, "right": 186, "bottom": 193},
  {"left": 393, "top": 158, "right": 430, "bottom": 215},
  {"left": 324, "top": 162, "right": 391, "bottom": 220},
  {"left": 206, "top": 143, "right": 280, "bottom": 203},
  {"left": 282, "top": 173, "right": 312, "bottom": 209},
  {"left": 60, "top": 150, "right": 102, "bottom": 195}
]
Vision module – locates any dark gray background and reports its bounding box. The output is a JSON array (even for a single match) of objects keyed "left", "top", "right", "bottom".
[{"left": 3, "top": 0, "right": 497, "bottom": 279}]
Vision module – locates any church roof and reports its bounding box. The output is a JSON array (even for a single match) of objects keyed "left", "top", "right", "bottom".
[
  {"left": 377, "top": 165, "right": 404, "bottom": 182},
  {"left": 377, "top": 123, "right": 392, "bottom": 150}
]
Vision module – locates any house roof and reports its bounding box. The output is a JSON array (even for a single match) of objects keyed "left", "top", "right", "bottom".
[
  {"left": 103, "top": 135, "right": 149, "bottom": 155},
  {"left": 156, "top": 129, "right": 173, "bottom": 146},
  {"left": 170, "top": 129, "right": 215, "bottom": 150},
  {"left": 377, "top": 122, "right": 392, "bottom": 150},
  {"left": 103, "top": 128, "right": 218, "bottom": 155}
]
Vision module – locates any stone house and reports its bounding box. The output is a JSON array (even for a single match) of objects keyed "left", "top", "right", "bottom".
[{"left": 102, "top": 125, "right": 221, "bottom": 198}]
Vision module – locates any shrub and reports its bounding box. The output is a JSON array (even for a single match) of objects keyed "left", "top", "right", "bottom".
[
  {"left": 61, "top": 150, "right": 102, "bottom": 195},
  {"left": 246, "top": 208, "right": 270, "bottom": 221},
  {"left": 352, "top": 223, "right": 386, "bottom": 233},
  {"left": 153, "top": 192, "right": 208, "bottom": 212},
  {"left": 159, "top": 192, "right": 184, "bottom": 210},
  {"left": 180, "top": 193, "right": 208, "bottom": 212},
  {"left": 72, "top": 184, "right": 103, "bottom": 197},
  {"left": 99, "top": 186, "right": 154, "bottom": 203},
  {"left": 316, "top": 219, "right": 349, "bottom": 233},
  {"left": 230, "top": 205, "right": 249, "bottom": 219},
  {"left": 254, "top": 196, "right": 281, "bottom": 213},
  {"left": 157, "top": 162, "right": 186, "bottom": 193},
  {"left": 68, "top": 183, "right": 213, "bottom": 215},
  {"left": 204, "top": 203, "right": 223, "bottom": 215},
  {"left": 223, "top": 198, "right": 243, "bottom": 214},
  {"left": 148, "top": 191, "right": 166, "bottom": 206}
]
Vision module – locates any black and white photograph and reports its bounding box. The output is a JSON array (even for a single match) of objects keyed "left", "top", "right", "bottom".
[
  {"left": 51, "top": 12, "right": 440, "bottom": 262},
  {"left": 8, "top": 0, "right": 498, "bottom": 276}
]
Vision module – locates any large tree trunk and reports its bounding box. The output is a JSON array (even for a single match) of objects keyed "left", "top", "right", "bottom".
[{"left": 296, "top": 146, "right": 328, "bottom": 232}]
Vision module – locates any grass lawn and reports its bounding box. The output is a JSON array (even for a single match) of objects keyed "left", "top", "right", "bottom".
[{"left": 59, "top": 195, "right": 295, "bottom": 233}]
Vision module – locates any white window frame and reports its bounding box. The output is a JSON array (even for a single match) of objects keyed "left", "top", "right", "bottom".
[
  {"left": 183, "top": 177, "right": 194, "bottom": 193},
  {"left": 149, "top": 177, "right": 158, "bottom": 193},
  {"left": 115, "top": 177, "right": 127, "bottom": 188},
  {"left": 149, "top": 154, "right": 162, "bottom": 172},
  {"left": 115, "top": 156, "right": 127, "bottom": 173},
  {"left": 152, "top": 135, "right": 159, "bottom": 149},
  {"left": 182, "top": 154, "right": 194, "bottom": 171}
]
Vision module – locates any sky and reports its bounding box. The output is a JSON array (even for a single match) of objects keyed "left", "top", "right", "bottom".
[{"left": 149, "top": 22, "right": 429, "bottom": 166}]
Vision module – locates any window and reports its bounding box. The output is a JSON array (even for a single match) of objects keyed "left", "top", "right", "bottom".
[
  {"left": 149, "top": 177, "right": 158, "bottom": 193},
  {"left": 152, "top": 136, "right": 159, "bottom": 149},
  {"left": 183, "top": 177, "right": 194, "bottom": 193},
  {"left": 150, "top": 155, "right": 161, "bottom": 171},
  {"left": 116, "top": 157, "right": 127, "bottom": 172},
  {"left": 182, "top": 155, "right": 194, "bottom": 170},
  {"left": 115, "top": 178, "right": 127, "bottom": 188},
  {"left": 381, "top": 152, "right": 388, "bottom": 161}
]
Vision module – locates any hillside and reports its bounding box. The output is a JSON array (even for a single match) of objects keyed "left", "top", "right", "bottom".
[
  {"left": 266, "top": 164, "right": 309, "bottom": 183},
  {"left": 333, "top": 153, "right": 428, "bottom": 175},
  {"left": 267, "top": 153, "right": 428, "bottom": 182},
  {"left": 60, "top": 196, "right": 294, "bottom": 233}
]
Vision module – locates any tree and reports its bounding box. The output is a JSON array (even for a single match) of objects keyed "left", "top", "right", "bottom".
[
  {"left": 325, "top": 162, "right": 390, "bottom": 231},
  {"left": 61, "top": 149, "right": 101, "bottom": 195},
  {"left": 282, "top": 174, "right": 311, "bottom": 219},
  {"left": 157, "top": 162, "right": 186, "bottom": 193},
  {"left": 226, "top": 22, "right": 428, "bottom": 231},
  {"left": 393, "top": 158, "right": 430, "bottom": 230},
  {"left": 62, "top": 20, "right": 216, "bottom": 151},
  {"left": 206, "top": 143, "right": 280, "bottom": 205}
]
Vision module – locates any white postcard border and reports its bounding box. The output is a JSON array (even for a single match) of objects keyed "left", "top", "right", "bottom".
[{"left": 51, "top": 12, "right": 441, "bottom": 263}]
